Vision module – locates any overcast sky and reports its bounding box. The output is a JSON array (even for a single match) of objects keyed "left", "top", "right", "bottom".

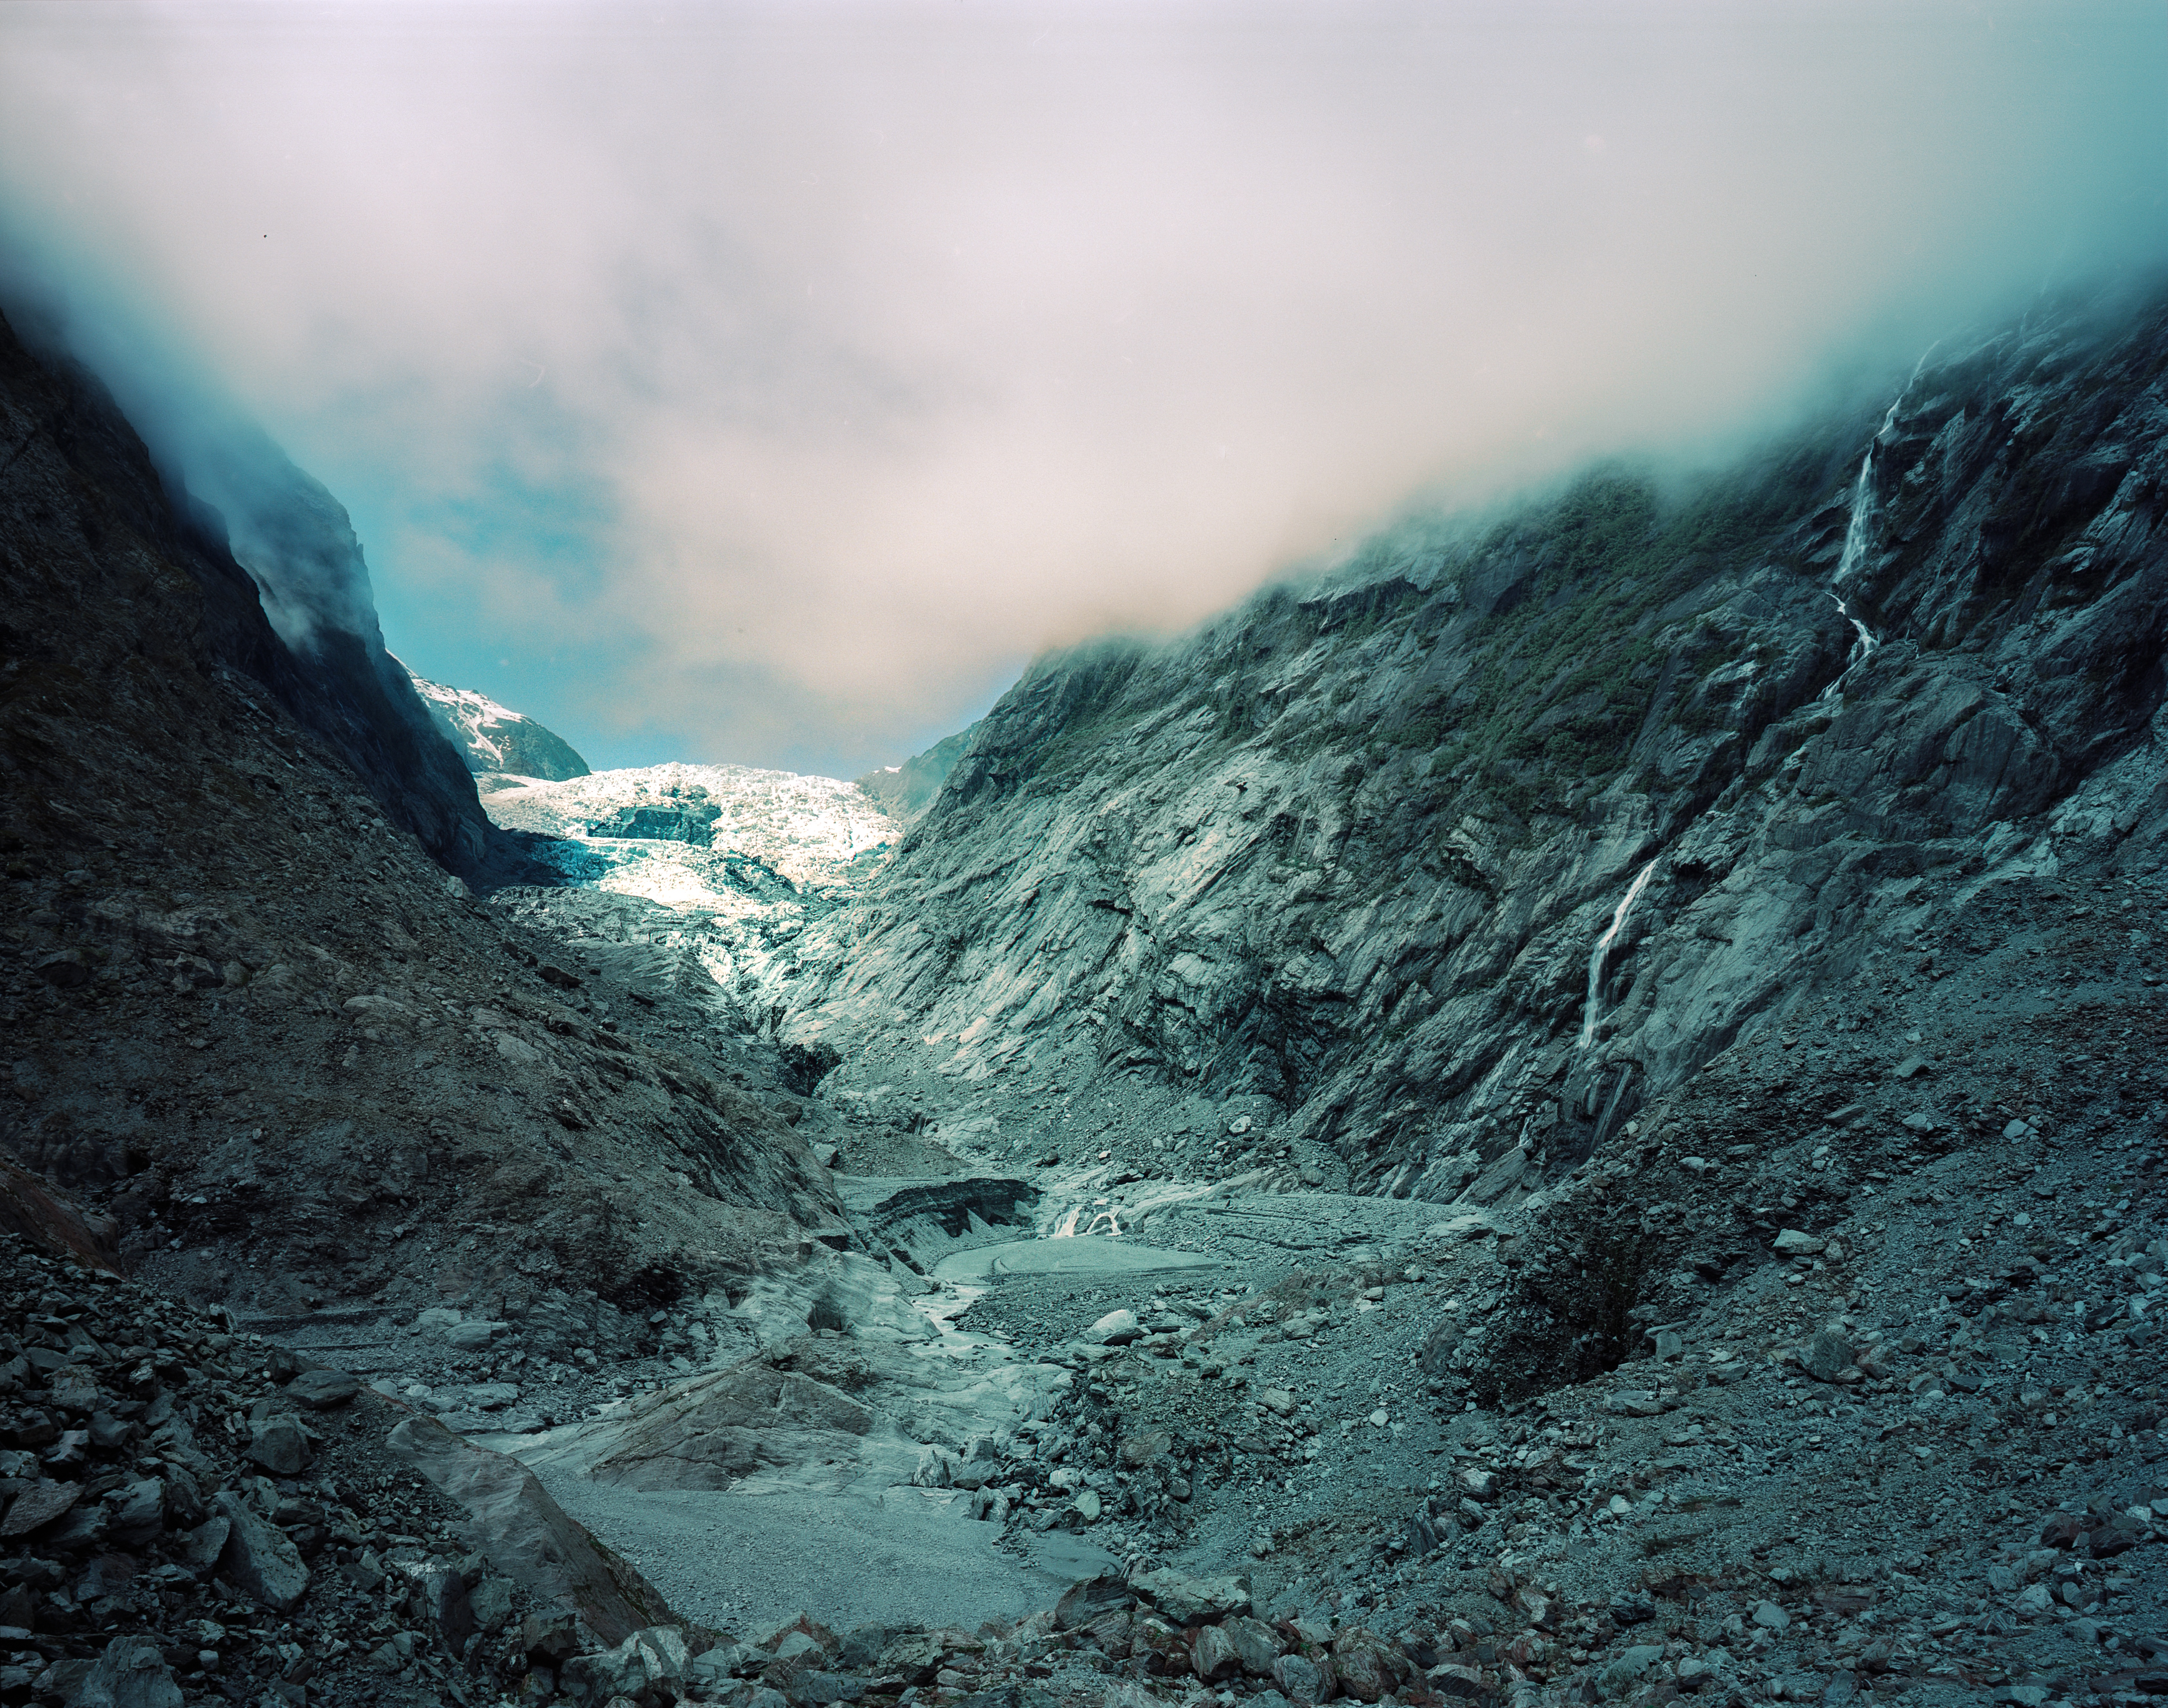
[{"left": 2, "top": 2, "right": 2163, "bottom": 777}]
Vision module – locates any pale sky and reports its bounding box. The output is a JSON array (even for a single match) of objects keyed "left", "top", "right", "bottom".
[{"left": 3, "top": 2, "right": 2163, "bottom": 775}]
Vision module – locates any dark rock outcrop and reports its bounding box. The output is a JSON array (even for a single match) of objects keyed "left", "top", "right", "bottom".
[
  {"left": 0, "top": 298, "right": 491, "bottom": 871},
  {"left": 0, "top": 301, "right": 849, "bottom": 1315}
]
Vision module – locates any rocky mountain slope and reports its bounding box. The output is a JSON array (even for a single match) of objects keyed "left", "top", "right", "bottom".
[
  {"left": 855, "top": 723, "right": 985, "bottom": 824},
  {"left": 401, "top": 666, "right": 592, "bottom": 785},
  {"left": 5, "top": 268, "right": 2165, "bottom": 1708},
  {"left": 776, "top": 279, "right": 2168, "bottom": 1205},
  {"left": 0, "top": 292, "right": 493, "bottom": 879},
  {"left": 0, "top": 304, "right": 849, "bottom": 1338}
]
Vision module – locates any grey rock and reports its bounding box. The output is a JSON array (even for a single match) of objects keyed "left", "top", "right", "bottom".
[
  {"left": 1272, "top": 1654, "right": 1324, "bottom": 1705},
  {"left": 1609, "top": 1590, "right": 1655, "bottom": 1625},
  {"left": 43, "top": 1504, "right": 109, "bottom": 1552},
  {"left": 212, "top": 1492, "right": 309, "bottom": 1612},
  {"left": 1752, "top": 1599, "right": 1791, "bottom": 1631},
  {"left": 1805, "top": 1328, "right": 1855, "bottom": 1383},
  {"left": 1190, "top": 1624, "right": 1241, "bottom": 1683},
  {"left": 1054, "top": 1573, "right": 1130, "bottom": 1631},
  {"left": 71, "top": 1637, "right": 181, "bottom": 1708},
  {"left": 469, "top": 1575, "right": 515, "bottom": 1635},
  {"left": 385, "top": 1414, "right": 681, "bottom": 1647},
  {"left": 424, "top": 1567, "right": 475, "bottom": 1653},
  {"left": 245, "top": 1415, "right": 310, "bottom": 1476},
  {"left": 1083, "top": 1309, "right": 1141, "bottom": 1346},
  {"left": 36, "top": 1661, "right": 93, "bottom": 1702},
  {"left": 560, "top": 1627, "right": 690, "bottom": 1706},
  {"left": 180, "top": 1516, "right": 229, "bottom": 1576},
  {"left": 0, "top": 1480, "right": 80, "bottom": 1538},
  {"left": 284, "top": 1369, "right": 360, "bottom": 1410},
  {"left": 104, "top": 1479, "right": 165, "bottom": 1548},
  {"left": 1219, "top": 1615, "right": 1283, "bottom": 1674},
  {"left": 1131, "top": 1566, "right": 1250, "bottom": 1623},
  {"left": 910, "top": 1447, "right": 952, "bottom": 1489},
  {"left": 1597, "top": 1644, "right": 1664, "bottom": 1697}
]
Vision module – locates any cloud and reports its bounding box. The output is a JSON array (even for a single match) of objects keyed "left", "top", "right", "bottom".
[{"left": 2, "top": 0, "right": 2163, "bottom": 776}]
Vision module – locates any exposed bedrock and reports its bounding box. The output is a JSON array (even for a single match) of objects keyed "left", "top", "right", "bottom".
[{"left": 773, "top": 281, "right": 2168, "bottom": 1209}]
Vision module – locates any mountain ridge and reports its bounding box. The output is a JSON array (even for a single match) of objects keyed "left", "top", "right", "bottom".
[{"left": 769, "top": 280, "right": 2168, "bottom": 1201}]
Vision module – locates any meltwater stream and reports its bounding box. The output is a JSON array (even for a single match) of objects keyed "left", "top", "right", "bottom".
[
  {"left": 1819, "top": 591, "right": 1881, "bottom": 702},
  {"left": 1821, "top": 344, "right": 1938, "bottom": 699},
  {"left": 1579, "top": 858, "right": 1657, "bottom": 1048}
]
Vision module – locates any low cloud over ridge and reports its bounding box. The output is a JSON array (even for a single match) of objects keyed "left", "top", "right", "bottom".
[{"left": 2, "top": 1, "right": 2162, "bottom": 775}]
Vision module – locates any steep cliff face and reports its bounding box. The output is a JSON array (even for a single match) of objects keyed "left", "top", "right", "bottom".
[
  {"left": 0, "top": 304, "right": 848, "bottom": 1319},
  {"left": 0, "top": 294, "right": 492, "bottom": 871},
  {"left": 779, "top": 282, "right": 2168, "bottom": 1194}
]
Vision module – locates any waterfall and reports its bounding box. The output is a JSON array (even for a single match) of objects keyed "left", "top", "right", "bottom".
[
  {"left": 1820, "top": 345, "right": 1936, "bottom": 697},
  {"left": 1579, "top": 858, "right": 1657, "bottom": 1049},
  {"left": 1818, "top": 592, "right": 1880, "bottom": 702}
]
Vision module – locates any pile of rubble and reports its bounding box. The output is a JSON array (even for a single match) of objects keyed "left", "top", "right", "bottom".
[{"left": 0, "top": 1227, "right": 585, "bottom": 1706}]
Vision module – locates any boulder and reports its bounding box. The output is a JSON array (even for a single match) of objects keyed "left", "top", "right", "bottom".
[
  {"left": 1272, "top": 1653, "right": 1325, "bottom": 1705},
  {"left": 1191, "top": 1624, "right": 1243, "bottom": 1683},
  {"left": 560, "top": 1626, "right": 690, "bottom": 1706},
  {"left": 872, "top": 1633, "right": 946, "bottom": 1685},
  {"left": 386, "top": 1414, "right": 683, "bottom": 1647},
  {"left": 1132, "top": 1616, "right": 1192, "bottom": 1676},
  {"left": 1132, "top": 1567, "right": 1250, "bottom": 1624},
  {"left": 246, "top": 1415, "right": 311, "bottom": 1476},
  {"left": 72, "top": 1636, "right": 181, "bottom": 1708},
  {"left": 470, "top": 1576, "right": 516, "bottom": 1635},
  {"left": 909, "top": 1447, "right": 952, "bottom": 1489},
  {"left": 0, "top": 1480, "right": 80, "bottom": 1539},
  {"left": 1054, "top": 1573, "right": 1130, "bottom": 1631},
  {"left": 286, "top": 1369, "right": 361, "bottom": 1410},
  {"left": 1220, "top": 1615, "right": 1282, "bottom": 1674},
  {"left": 1597, "top": 1644, "right": 1665, "bottom": 1699},
  {"left": 105, "top": 1479, "right": 165, "bottom": 1548},
  {"left": 1084, "top": 1310, "right": 1141, "bottom": 1346},
  {"left": 213, "top": 1492, "right": 309, "bottom": 1612},
  {"left": 181, "top": 1516, "right": 230, "bottom": 1575},
  {"left": 424, "top": 1567, "right": 475, "bottom": 1653},
  {"left": 1083, "top": 1610, "right": 1134, "bottom": 1659},
  {"left": 1328, "top": 1629, "right": 1401, "bottom": 1703},
  {"left": 1804, "top": 1328, "right": 1855, "bottom": 1384}
]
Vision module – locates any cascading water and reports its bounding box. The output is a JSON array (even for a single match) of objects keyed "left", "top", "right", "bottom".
[
  {"left": 1820, "top": 346, "right": 1937, "bottom": 700},
  {"left": 1578, "top": 858, "right": 1657, "bottom": 1048},
  {"left": 1819, "top": 591, "right": 1880, "bottom": 702}
]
